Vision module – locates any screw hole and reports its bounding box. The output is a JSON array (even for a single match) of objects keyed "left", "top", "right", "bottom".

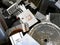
[{"left": 44, "top": 39, "right": 48, "bottom": 42}]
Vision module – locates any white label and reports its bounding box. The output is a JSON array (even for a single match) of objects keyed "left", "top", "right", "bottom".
[
  {"left": 55, "top": 1, "right": 60, "bottom": 9},
  {"left": 17, "top": 9, "right": 38, "bottom": 27},
  {"left": 16, "top": 34, "right": 40, "bottom": 45},
  {"left": 10, "top": 32, "right": 23, "bottom": 45}
]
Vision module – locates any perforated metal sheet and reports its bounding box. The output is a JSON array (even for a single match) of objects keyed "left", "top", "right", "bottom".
[{"left": 29, "top": 22, "right": 60, "bottom": 45}]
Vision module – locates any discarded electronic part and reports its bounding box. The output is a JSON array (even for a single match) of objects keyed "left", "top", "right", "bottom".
[
  {"left": 7, "top": 3, "right": 18, "bottom": 15},
  {"left": 6, "top": 3, "right": 26, "bottom": 16},
  {"left": 29, "top": 15, "right": 60, "bottom": 45},
  {"left": 16, "top": 34, "right": 40, "bottom": 45},
  {"left": 17, "top": 9, "right": 38, "bottom": 27},
  {"left": 1, "top": 0, "right": 60, "bottom": 45},
  {"left": 2, "top": 0, "right": 24, "bottom": 17},
  {"left": 10, "top": 33, "right": 40, "bottom": 45},
  {"left": 10, "top": 32, "right": 23, "bottom": 45}
]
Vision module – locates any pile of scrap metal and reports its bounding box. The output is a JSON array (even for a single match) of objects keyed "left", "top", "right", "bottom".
[{"left": 0, "top": 0, "right": 60, "bottom": 45}]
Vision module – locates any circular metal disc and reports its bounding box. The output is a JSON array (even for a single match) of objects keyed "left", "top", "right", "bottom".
[{"left": 29, "top": 22, "right": 60, "bottom": 45}]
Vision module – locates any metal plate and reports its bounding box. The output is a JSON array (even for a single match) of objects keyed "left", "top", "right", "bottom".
[{"left": 29, "top": 22, "right": 60, "bottom": 45}]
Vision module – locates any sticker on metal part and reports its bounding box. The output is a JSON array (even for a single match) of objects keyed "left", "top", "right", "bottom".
[
  {"left": 9, "top": 32, "right": 23, "bottom": 45},
  {"left": 17, "top": 9, "right": 38, "bottom": 27},
  {"left": 16, "top": 34, "right": 40, "bottom": 45}
]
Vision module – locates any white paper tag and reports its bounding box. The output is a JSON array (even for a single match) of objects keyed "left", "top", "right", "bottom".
[
  {"left": 17, "top": 9, "right": 38, "bottom": 27},
  {"left": 55, "top": 1, "right": 60, "bottom": 9},
  {"left": 16, "top": 34, "right": 40, "bottom": 45},
  {"left": 10, "top": 32, "right": 23, "bottom": 45}
]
